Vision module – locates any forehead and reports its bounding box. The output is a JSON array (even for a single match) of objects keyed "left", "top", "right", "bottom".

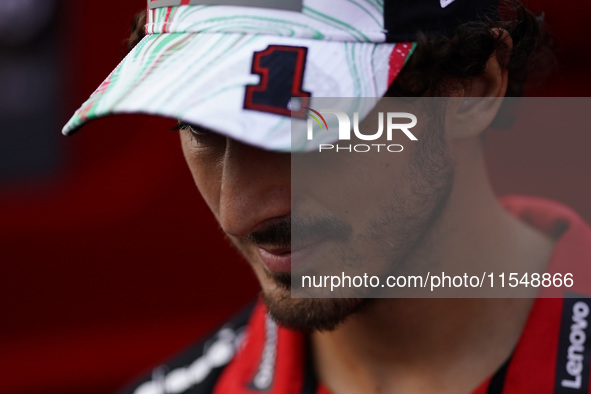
[{"left": 147, "top": 0, "right": 302, "bottom": 11}]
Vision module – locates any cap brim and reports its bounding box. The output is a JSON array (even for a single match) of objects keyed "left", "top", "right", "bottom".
[{"left": 63, "top": 32, "right": 413, "bottom": 152}]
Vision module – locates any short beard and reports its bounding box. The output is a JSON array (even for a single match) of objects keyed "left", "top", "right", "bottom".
[
  {"left": 251, "top": 99, "right": 453, "bottom": 333},
  {"left": 261, "top": 291, "right": 368, "bottom": 333},
  {"left": 260, "top": 270, "right": 367, "bottom": 332}
]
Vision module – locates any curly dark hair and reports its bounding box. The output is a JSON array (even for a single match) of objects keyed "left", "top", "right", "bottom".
[
  {"left": 126, "top": 0, "right": 553, "bottom": 97},
  {"left": 388, "top": 0, "right": 554, "bottom": 97},
  {"left": 127, "top": 11, "right": 147, "bottom": 54}
]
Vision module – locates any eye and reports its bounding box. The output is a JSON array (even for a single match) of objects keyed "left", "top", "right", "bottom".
[{"left": 171, "top": 121, "right": 216, "bottom": 143}]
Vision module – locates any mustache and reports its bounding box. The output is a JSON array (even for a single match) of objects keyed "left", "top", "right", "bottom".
[{"left": 244, "top": 215, "right": 352, "bottom": 248}]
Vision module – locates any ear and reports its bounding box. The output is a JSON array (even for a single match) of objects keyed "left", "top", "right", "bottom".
[{"left": 448, "top": 29, "right": 513, "bottom": 140}]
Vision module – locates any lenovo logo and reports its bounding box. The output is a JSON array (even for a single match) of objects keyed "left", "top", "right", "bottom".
[{"left": 561, "top": 301, "right": 590, "bottom": 390}]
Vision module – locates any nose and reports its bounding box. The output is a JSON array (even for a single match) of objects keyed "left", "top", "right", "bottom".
[{"left": 219, "top": 139, "right": 291, "bottom": 238}]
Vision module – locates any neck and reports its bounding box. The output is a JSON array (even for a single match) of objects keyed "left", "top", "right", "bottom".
[
  {"left": 312, "top": 298, "right": 533, "bottom": 393},
  {"left": 311, "top": 139, "right": 555, "bottom": 393}
]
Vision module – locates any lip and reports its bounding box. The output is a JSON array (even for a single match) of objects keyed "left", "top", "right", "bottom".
[
  {"left": 257, "top": 240, "right": 327, "bottom": 274},
  {"left": 257, "top": 247, "right": 292, "bottom": 273}
]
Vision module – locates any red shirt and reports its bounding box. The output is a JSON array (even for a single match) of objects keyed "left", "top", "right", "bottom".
[{"left": 125, "top": 196, "right": 591, "bottom": 394}]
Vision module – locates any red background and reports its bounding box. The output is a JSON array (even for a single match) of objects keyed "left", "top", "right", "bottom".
[{"left": 0, "top": 1, "right": 589, "bottom": 393}]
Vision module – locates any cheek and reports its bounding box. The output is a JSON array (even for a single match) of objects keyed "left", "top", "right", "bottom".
[{"left": 180, "top": 133, "right": 224, "bottom": 217}]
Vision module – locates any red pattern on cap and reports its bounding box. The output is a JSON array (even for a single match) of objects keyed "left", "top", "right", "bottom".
[{"left": 388, "top": 42, "right": 413, "bottom": 86}]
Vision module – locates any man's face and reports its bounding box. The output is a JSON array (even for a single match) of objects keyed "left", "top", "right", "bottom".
[{"left": 180, "top": 100, "right": 455, "bottom": 331}]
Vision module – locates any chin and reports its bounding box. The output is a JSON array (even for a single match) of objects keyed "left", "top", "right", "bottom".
[
  {"left": 249, "top": 253, "right": 369, "bottom": 332},
  {"left": 260, "top": 287, "right": 367, "bottom": 333}
]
